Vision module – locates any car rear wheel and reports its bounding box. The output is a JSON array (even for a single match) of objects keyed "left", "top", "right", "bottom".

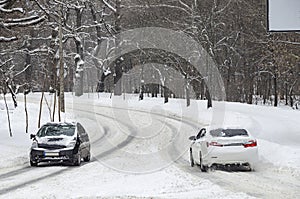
[
  {"left": 189, "top": 148, "right": 194, "bottom": 167},
  {"left": 83, "top": 151, "right": 90, "bottom": 162},
  {"left": 199, "top": 152, "right": 208, "bottom": 172}
]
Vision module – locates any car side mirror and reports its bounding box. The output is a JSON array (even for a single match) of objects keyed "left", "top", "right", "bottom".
[
  {"left": 30, "top": 134, "right": 36, "bottom": 139},
  {"left": 189, "top": 136, "right": 196, "bottom": 141},
  {"left": 200, "top": 128, "right": 206, "bottom": 138}
]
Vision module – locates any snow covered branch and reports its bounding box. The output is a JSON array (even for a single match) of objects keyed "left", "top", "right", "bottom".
[
  {"left": 0, "top": 36, "right": 17, "bottom": 42},
  {"left": 75, "top": 23, "right": 103, "bottom": 31},
  {"left": 123, "top": 4, "right": 191, "bottom": 15},
  {"left": 276, "top": 40, "right": 300, "bottom": 46},
  {"left": 52, "top": 0, "right": 85, "bottom": 10},
  {"left": 3, "top": 15, "right": 46, "bottom": 28},
  {"left": 0, "top": 58, "right": 12, "bottom": 68},
  {"left": 0, "top": 0, "right": 9, "bottom": 4},
  {"left": 0, "top": 6, "right": 23, "bottom": 13},
  {"left": 14, "top": 64, "right": 31, "bottom": 78},
  {"left": 101, "top": 0, "right": 116, "bottom": 13},
  {"left": 178, "top": 0, "right": 193, "bottom": 13},
  {"left": 215, "top": 0, "right": 232, "bottom": 14}
]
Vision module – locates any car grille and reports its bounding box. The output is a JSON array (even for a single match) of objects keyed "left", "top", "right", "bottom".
[{"left": 38, "top": 143, "right": 66, "bottom": 150}]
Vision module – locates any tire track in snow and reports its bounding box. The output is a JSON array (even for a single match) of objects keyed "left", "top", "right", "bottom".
[
  {"left": 0, "top": 106, "right": 137, "bottom": 196},
  {"left": 0, "top": 166, "right": 31, "bottom": 180},
  {"left": 0, "top": 167, "right": 70, "bottom": 195},
  {"left": 73, "top": 106, "right": 138, "bottom": 160},
  {"left": 77, "top": 103, "right": 204, "bottom": 173},
  {"left": 207, "top": 166, "right": 300, "bottom": 198},
  {"left": 157, "top": 118, "right": 198, "bottom": 164}
]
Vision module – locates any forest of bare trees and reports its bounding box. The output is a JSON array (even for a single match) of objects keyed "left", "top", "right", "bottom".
[{"left": 1, "top": 0, "right": 299, "bottom": 109}]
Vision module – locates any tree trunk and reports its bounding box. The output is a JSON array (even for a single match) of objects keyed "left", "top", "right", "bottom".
[
  {"left": 90, "top": 3, "right": 103, "bottom": 93},
  {"left": 74, "top": 7, "right": 84, "bottom": 96},
  {"left": 285, "top": 82, "right": 288, "bottom": 105},
  {"left": 139, "top": 84, "right": 144, "bottom": 100},
  {"left": 289, "top": 90, "right": 293, "bottom": 107},
  {"left": 3, "top": 92, "right": 12, "bottom": 137},
  {"left": 114, "top": 0, "right": 122, "bottom": 95},
  {"left": 164, "top": 77, "right": 169, "bottom": 103},
  {"left": 247, "top": 78, "right": 253, "bottom": 104},
  {"left": 52, "top": 91, "right": 56, "bottom": 122},
  {"left": 263, "top": 78, "right": 268, "bottom": 105},
  {"left": 59, "top": 4, "right": 65, "bottom": 115},
  {"left": 38, "top": 75, "right": 47, "bottom": 126},
  {"left": 24, "top": 93, "right": 28, "bottom": 133},
  {"left": 185, "top": 75, "right": 190, "bottom": 107},
  {"left": 164, "top": 86, "right": 169, "bottom": 103},
  {"left": 273, "top": 70, "right": 278, "bottom": 107},
  {"left": 38, "top": 91, "right": 44, "bottom": 128},
  {"left": 200, "top": 79, "right": 204, "bottom": 100},
  {"left": 206, "top": 88, "right": 212, "bottom": 108}
]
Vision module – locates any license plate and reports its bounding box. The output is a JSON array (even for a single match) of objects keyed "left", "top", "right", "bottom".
[{"left": 44, "top": 151, "right": 59, "bottom": 157}]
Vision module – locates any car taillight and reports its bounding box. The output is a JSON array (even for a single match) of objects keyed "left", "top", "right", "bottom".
[
  {"left": 208, "top": 141, "right": 223, "bottom": 147},
  {"left": 243, "top": 140, "right": 257, "bottom": 148}
]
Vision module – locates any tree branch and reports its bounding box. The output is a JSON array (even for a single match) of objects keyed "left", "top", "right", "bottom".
[
  {"left": 0, "top": 6, "right": 23, "bottom": 13},
  {"left": 0, "top": 36, "right": 17, "bottom": 42},
  {"left": 101, "top": 0, "right": 116, "bottom": 13},
  {"left": 3, "top": 15, "right": 46, "bottom": 28}
]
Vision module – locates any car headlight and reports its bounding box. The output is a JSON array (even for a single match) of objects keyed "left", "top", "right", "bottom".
[
  {"left": 31, "top": 141, "right": 38, "bottom": 149},
  {"left": 67, "top": 141, "right": 76, "bottom": 148}
]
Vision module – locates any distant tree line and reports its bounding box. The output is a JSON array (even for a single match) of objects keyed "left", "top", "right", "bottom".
[{"left": 1, "top": 0, "right": 299, "bottom": 109}]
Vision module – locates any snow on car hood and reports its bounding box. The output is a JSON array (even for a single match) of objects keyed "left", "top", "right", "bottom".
[{"left": 37, "top": 135, "right": 76, "bottom": 146}]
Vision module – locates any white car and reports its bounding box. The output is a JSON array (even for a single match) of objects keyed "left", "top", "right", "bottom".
[{"left": 189, "top": 127, "right": 258, "bottom": 171}]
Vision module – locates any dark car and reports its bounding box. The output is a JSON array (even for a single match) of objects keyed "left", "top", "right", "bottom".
[{"left": 29, "top": 122, "right": 90, "bottom": 166}]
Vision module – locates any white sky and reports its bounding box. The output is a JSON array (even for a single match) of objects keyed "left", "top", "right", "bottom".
[{"left": 268, "top": 0, "right": 300, "bottom": 31}]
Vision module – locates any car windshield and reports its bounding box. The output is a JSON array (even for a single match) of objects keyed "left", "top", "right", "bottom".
[
  {"left": 210, "top": 128, "right": 248, "bottom": 137},
  {"left": 37, "top": 124, "right": 75, "bottom": 137}
]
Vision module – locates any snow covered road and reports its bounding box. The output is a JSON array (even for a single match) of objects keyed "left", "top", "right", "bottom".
[{"left": 0, "top": 94, "right": 299, "bottom": 198}]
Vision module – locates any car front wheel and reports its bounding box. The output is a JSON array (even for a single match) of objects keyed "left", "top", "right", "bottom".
[
  {"left": 73, "top": 153, "right": 81, "bottom": 166},
  {"left": 30, "top": 160, "right": 38, "bottom": 167},
  {"left": 83, "top": 151, "right": 90, "bottom": 162}
]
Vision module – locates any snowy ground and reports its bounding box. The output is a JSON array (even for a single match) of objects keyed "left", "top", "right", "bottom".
[{"left": 0, "top": 93, "right": 299, "bottom": 198}]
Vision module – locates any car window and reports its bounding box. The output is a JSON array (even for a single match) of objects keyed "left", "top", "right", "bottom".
[
  {"left": 210, "top": 128, "right": 248, "bottom": 137},
  {"left": 37, "top": 124, "right": 75, "bottom": 137},
  {"left": 77, "top": 123, "right": 85, "bottom": 135}
]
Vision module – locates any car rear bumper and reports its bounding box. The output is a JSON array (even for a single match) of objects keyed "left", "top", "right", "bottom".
[
  {"left": 203, "top": 146, "right": 258, "bottom": 167},
  {"left": 30, "top": 148, "right": 76, "bottom": 163}
]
